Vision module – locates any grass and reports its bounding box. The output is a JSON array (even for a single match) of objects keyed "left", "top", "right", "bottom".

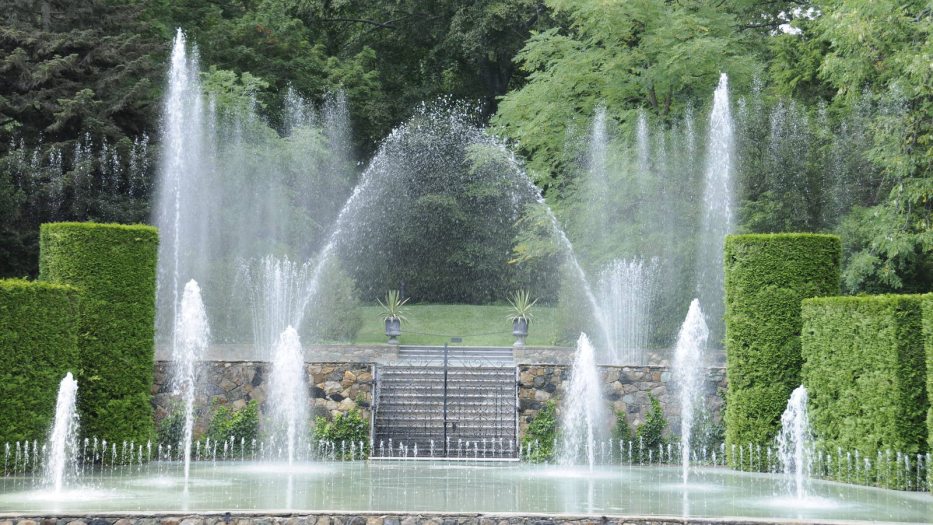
[{"left": 354, "top": 304, "right": 558, "bottom": 346}]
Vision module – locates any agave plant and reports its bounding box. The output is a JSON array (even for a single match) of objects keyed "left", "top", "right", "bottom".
[
  {"left": 507, "top": 290, "right": 537, "bottom": 323},
  {"left": 378, "top": 290, "right": 409, "bottom": 323}
]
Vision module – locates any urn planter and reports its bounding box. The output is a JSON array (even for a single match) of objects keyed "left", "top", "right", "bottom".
[
  {"left": 385, "top": 317, "right": 401, "bottom": 345},
  {"left": 512, "top": 317, "right": 528, "bottom": 347}
]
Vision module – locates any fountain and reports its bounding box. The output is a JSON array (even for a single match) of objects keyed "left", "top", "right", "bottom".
[
  {"left": 778, "top": 385, "right": 813, "bottom": 500},
  {"left": 10, "top": 31, "right": 928, "bottom": 523},
  {"left": 172, "top": 279, "right": 209, "bottom": 485},
  {"left": 153, "top": 29, "right": 354, "bottom": 350},
  {"left": 241, "top": 255, "right": 315, "bottom": 359},
  {"left": 267, "top": 326, "right": 309, "bottom": 464},
  {"left": 671, "top": 299, "right": 709, "bottom": 484},
  {"left": 598, "top": 257, "right": 660, "bottom": 364},
  {"left": 557, "top": 333, "right": 607, "bottom": 469},
  {"left": 289, "top": 103, "right": 613, "bottom": 358},
  {"left": 42, "top": 373, "right": 79, "bottom": 493},
  {"left": 696, "top": 73, "right": 736, "bottom": 347}
]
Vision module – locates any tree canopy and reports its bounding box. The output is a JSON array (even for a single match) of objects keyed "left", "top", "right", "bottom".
[{"left": 0, "top": 0, "right": 929, "bottom": 297}]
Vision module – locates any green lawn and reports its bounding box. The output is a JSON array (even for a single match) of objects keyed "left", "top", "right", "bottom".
[{"left": 355, "top": 304, "right": 557, "bottom": 346}]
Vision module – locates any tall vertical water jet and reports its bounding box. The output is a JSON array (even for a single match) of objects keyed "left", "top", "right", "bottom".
[
  {"left": 268, "top": 326, "right": 309, "bottom": 464},
  {"left": 598, "top": 257, "right": 660, "bottom": 364},
  {"left": 696, "top": 73, "right": 735, "bottom": 348},
  {"left": 635, "top": 110, "right": 650, "bottom": 181},
  {"left": 153, "top": 31, "right": 354, "bottom": 350},
  {"left": 777, "top": 386, "right": 812, "bottom": 500},
  {"left": 671, "top": 299, "right": 709, "bottom": 484},
  {"left": 585, "top": 106, "right": 611, "bottom": 248},
  {"left": 173, "top": 279, "right": 209, "bottom": 485},
  {"left": 557, "top": 333, "right": 607, "bottom": 469},
  {"left": 154, "top": 29, "right": 209, "bottom": 348},
  {"left": 43, "top": 373, "right": 79, "bottom": 493}
]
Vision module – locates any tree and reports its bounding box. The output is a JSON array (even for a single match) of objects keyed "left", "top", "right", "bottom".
[
  {"left": 779, "top": 1, "right": 933, "bottom": 292},
  {"left": 0, "top": 0, "right": 162, "bottom": 277},
  {"left": 493, "top": 0, "right": 759, "bottom": 188}
]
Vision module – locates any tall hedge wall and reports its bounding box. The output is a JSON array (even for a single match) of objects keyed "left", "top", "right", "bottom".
[
  {"left": 923, "top": 294, "right": 933, "bottom": 491},
  {"left": 40, "top": 222, "right": 159, "bottom": 443},
  {"left": 0, "top": 279, "right": 80, "bottom": 443},
  {"left": 801, "top": 295, "right": 928, "bottom": 460},
  {"left": 723, "top": 233, "right": 840, "bottom": 469}
]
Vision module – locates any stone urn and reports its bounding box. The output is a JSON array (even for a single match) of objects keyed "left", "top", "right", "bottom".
[
  {"left": 512, "top": 317, "right": 528, "bottom": 348},
  {"left": 385, "top": 317, "right": 401, "bottom": 345}
]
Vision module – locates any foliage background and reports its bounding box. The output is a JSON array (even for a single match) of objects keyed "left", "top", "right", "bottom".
[{"left": 1, "top": 0, "right": 929, "bottom": 304}]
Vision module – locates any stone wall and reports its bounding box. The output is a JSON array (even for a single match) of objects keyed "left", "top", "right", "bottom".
[
  {"left": 153, "top": 360, "right": 725, "bottom": 441},
  {"left": 152, "top": 361, "right": 373, "bottom": 437},
  {"left": 517, "top": 365, "right": 727, "bottom": 436},
  {"left": 0, "top": 513, "right": 806, "bottom": 525}
]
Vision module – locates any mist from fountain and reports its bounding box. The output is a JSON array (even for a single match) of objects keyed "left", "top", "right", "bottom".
[
  {"left": 557, "top": 333, "right": 608, "bottom": 469},
  {"left": 173, "top": 279, "right": 209, "bottom": 485},
  {"left": 43, "top": 373, "right": 79, "bottom": 493},
  {"left": 671, "top": 299, "right": 709, "bottom": 484},
  {"left": 240, "top": 255, "right": 315, "bottom": 359},
  {"left": 268, "top": 326, "right": 310, "bottom": 465},
  {"left": 598, "top": 257, "right": 660, "bottom": 364},
  {"left": 696, "top": 73, "right": 735, "bottom": 347},
  {"left": 778, "top": 385, "right": 812, "bottom": 500}
]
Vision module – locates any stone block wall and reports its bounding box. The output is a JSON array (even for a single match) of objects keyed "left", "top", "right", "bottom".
[
  {"left": 0, "top": 513, "right": 789, "bottom": 525},
  {"left": 152, "top": 361, "right": 373, "bottom": 437},
  {"left": 517, "top": 365, "right": 727, "bottom": 436},
  {"left": 153, "top": 360, "right": 724, "bottom": 442}
]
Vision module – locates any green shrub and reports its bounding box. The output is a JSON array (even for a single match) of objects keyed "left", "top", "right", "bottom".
[
  {"left": 802, "top": 295, "right": 928, "bottom": 464},
  {"left": 0, "top": 279, "right": 80, "bottom": 443},
  {"left": 314, "top": 409, "right": 369, "bottom": 459},
  {"left": 691, "top": 395, "right": 725, "bottom": 456},
  {"left": 636, "top": 395, "right": 668, "bottom": 461},
  {"left": 522, "top": 400, "right": 557, "bottom": 462},
  {"left": 39, "top": 222, "right": 159, "bottom": 443},
  {"left": 613, "top": 410, "right": 634, "bottom": 444},
  {"left": 206, "top": 400, "right": 260, "bottom": 445},
  {"left": 723, "top": 233, "right": 840, "bottom": 470},
  {"left": 157, "top": 401, "right": 186, "bottom": 446}
]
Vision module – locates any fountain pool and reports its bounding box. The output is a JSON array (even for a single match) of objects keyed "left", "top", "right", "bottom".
[{"left": 0, "top": 460, "right": 931, "bottom": 521}]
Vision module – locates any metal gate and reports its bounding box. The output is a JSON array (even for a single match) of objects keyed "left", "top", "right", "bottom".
[{"left": 372, "top": 346, "right": 518, "bottom": 459}]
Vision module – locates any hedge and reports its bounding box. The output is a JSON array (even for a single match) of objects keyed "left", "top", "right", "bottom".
[
  {"left": 0, "top": 279, "right": 80, "bottom": 443},
  {"left": 801, "top": 295, "right": 928, "bottom": 465},
  {"left": 923, "top": 294, "right": 933, "bottom": 491},
  {"left": 39, "top": 222, "right": 159, "bottom": 443},
  {"left": 723, "top": 233, "right": 840, "bottom": 469}
]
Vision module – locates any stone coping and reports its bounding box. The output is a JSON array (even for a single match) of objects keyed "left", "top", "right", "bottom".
[
  {"left": 0, "top": 511, "right": 910, "bottom": 525},
  {"left": 151, "top": 358, "right": 727, "bottom": 372},
  {"left": 154, "top": 343, "right": 724, "bottom": 368}
]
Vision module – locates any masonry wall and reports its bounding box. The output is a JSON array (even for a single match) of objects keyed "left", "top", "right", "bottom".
[
  {"left": 0, "top": 513, "right": 801, "bottom": 525},
  {"left": 517, "top": 365, "right": 727, "bottom": 436},
  {"left": 152, "top": 361, "right": 374, "bottom": 437},
  {"left": 153, "top": 360, "right": 725, "bottom": 441}
]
